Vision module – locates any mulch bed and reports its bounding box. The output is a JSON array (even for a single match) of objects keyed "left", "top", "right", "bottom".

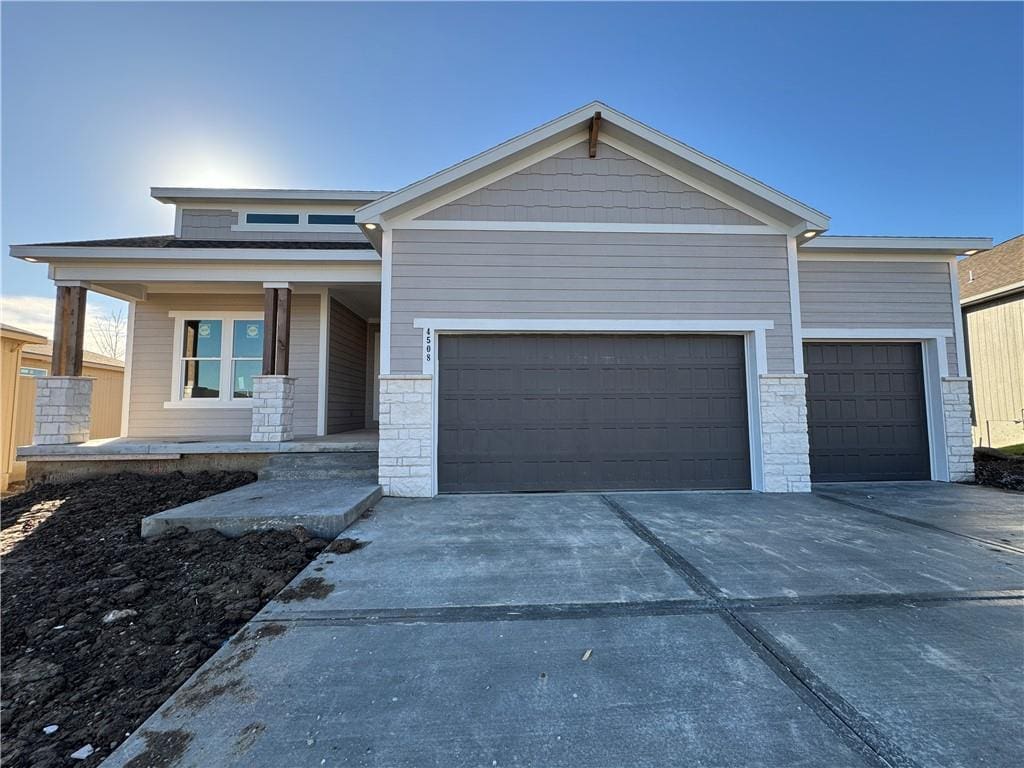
[
  {"left": 973, "top": 448, "right": 1024, "bottom": 492},
  {"left": 0, "top": 471, "right": 346, "bottom": 767}
]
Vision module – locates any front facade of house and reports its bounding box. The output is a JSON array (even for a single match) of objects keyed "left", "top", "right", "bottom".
[{"left": 11, "top": 103, "right": 989, "bottom": 495}]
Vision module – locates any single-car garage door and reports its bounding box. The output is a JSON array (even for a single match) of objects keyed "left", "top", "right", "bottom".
[
  {"left": 804, "top": 342, "right": 930, "bottom": 482},
  {"left": 437, "top": 334, "right": 750, "bottom": 493}
]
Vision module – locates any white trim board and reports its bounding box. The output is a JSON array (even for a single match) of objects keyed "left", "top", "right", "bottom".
[
  {"left": 317, "top": 289, "right": 329, "bottom": 436},
  {"left": 801, "top": 328, "right": 952, "bottom": 339},
  {"left": 379, "top": 230, "right": 394, "bottom": 375},
  {"left": 786, "top": 235, "right": 804, "bottom": 375},
  {"left": 119, "top": 300, "right": 137, "bottom": 437},
  {"left": 948, "top": 260, "right": 968, "bottom": 377},
  {"left": 11, "top": 245, "right": 381, "bottom": 263},
  {"left": 800, "top": 236, "right": 991, "bottom": 255},
  {"left": 393, "top": 220, "right": 779, "bottom": 235},
  {"left": 413, "top": 318, "right": 773, "bottom": 377}
]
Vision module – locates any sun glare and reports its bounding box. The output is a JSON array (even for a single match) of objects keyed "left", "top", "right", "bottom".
[{"left": 151, "top": 139, "right": 280, "bottom": 188}]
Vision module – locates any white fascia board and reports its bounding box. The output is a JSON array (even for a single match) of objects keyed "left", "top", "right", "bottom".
[
  {"left": 356, "top": 100, "right": 829, "bottom": 229},
  {"left": 800, "top": 236, "right": 992, "bottom": 256},
  {"left": 960, "top": 280, "right": 1024, "bottom": 307},
  {"left": 11, "top": 245, "right": 380, "bottom": 262},
  {"left": 413, "top": 318, "right": 774, "bottom": 332},
  {"left": 50, "top": 262, "right": 382, "bottom": 284},
  {"left": 151, "top": 187, "right": 390, "bottom": 205}
]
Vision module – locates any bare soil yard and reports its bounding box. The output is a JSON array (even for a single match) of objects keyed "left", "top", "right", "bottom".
[
  {"left": 0, "top": 472, "right": 339, "bottom": 767},
  {"left": 974, "top": 448, "right": 1024, "bottom": 491}
]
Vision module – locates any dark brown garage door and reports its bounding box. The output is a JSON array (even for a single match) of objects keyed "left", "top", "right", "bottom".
[
  {"left": 804, "top": 342, "right": 930, "bottom": 482},
  {"left": 437, "top": 334, "right": 751, "bottom": 493}
]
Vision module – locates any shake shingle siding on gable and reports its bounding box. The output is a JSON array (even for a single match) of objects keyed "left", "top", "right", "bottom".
[
  {"left": 389, "top": 230, "right": 793, "bottom": 374},
  {"left": 799, "top": 260, "right": 959, "bottom": 372},
  {"left": 419, "top": 142, "right": 762, "bottom": 225},
  {"left": 180, "top": 209, "right": 368, "bottom": 243}
]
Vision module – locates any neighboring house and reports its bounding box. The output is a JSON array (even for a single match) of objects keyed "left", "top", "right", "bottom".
[
  {"left": 8, "top": 102, "right": 991, "bottom": 495},
  {"left": 959, "top": 235, "right": 1024, "bottom": 448},
  {"left": 8, "top": 342, "right": 124, "bottom": 487},
  {"left": 1, "top": 324, "right": 47, "bottom": 490}
]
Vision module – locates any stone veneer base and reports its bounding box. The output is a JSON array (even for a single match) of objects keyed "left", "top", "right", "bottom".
[
  {"left": 377, "top": 375, "right": 434, "bottom": 497},
  {"left": 941, "top": 377, "right": 974, "bottom": 482},
  {"left": 251, "top": 376, "right": 296, "bottom": 442},
  {"left": 33, "top": 377, "right": 93, "bottom": 446},
  {"left": 758, "top": 375, "right": 812, "bottom": 493}
]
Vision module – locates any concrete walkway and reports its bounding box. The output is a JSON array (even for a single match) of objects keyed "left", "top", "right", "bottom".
[{"left": 103, "top": 483, "right": 1024, "bottom": 767}]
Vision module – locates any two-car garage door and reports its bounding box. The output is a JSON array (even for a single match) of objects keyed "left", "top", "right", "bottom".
[{"left": 437, "top": 334, "right": 751, "bottom": 492}]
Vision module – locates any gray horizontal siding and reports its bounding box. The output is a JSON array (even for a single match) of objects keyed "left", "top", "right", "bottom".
[
  {"left": 798, "top": 260, "right": 959, "bottom": 372},
  {"left": 127, "top": 293, "right": 321, "bottom": 438},
  {"left": 179, "top": 209, "right": 368, "bottom": 243},
  {"left": 326, "top": 299, "right": 368, "bottom": 433},
  {"left": 390, "top": 230, "right": 793, "bottom": 374},
  {"left": 419, "top": 142, "right": 761, "bottom": 225}
]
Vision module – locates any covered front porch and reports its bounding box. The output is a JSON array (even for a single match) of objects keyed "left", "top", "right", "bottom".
[{"left": 12, "top": 241, "right": 382, "bottom": 452}]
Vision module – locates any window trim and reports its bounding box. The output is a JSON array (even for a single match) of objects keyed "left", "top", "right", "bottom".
[{"left": 165, "top": 311, "right": 264, "bottom": 409}]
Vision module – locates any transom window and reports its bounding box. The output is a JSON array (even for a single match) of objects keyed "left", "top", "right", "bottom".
[
  {"left": 170, "top": 314, "right": 264, "bottom": 406},
  {"left": 245, "top": 213, "right": 299, "bottom": 225}
]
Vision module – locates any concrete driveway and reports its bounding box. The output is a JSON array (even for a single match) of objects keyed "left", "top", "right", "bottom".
[{"left": 103, "top": 483, "right": 1023, "bottom": 767}]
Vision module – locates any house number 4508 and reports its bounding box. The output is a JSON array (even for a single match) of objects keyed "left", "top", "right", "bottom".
[{"left": 424, "top": 328, "right": 433, "bottom": 363}]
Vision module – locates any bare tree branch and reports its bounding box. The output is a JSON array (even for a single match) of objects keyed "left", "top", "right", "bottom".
[{"left": 89, "top": 307, "right": 127, "bottom": 360}]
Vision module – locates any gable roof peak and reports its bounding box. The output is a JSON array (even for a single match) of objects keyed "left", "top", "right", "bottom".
[{"left": 356, "top": 101, "right": 829, "bottom": 232}]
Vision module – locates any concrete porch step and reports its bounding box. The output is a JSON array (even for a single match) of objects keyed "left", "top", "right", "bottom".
[
  {"left": 258, "top": 451, "right": 379, "bottom": 481},
  {"left": 140, "top": 479, "right": 382, "bottom": 540}
]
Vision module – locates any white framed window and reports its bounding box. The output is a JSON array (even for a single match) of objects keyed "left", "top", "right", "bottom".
[
  {"left": 232, "top": 211, "right": 359, "bottom": 233},
  {"left": 165, "top": 312, "right": 265, "bottom": 408}
]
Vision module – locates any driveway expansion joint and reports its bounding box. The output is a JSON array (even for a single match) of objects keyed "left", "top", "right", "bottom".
[
  {"left": 597, "top": 493, "right": 929, "bottom": 768},
  {"left": 814, "top": 492, "right": 1024, "bottom": 555}
]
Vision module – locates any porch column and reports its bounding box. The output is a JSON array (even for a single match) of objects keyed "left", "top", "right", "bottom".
[
  {"left": 252, "top": 283, "right": 295, "bottom": 442},
  {"left": 35, "top": 282, "right": 93, "bottom": 445}
]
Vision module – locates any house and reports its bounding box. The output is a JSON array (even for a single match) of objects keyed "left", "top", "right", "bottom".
[
  {"left": 1, "top": 324, "right": 47, "bottom": 491},
  {"left": 9, "top": 102, "right": 990, "bottom": 495},
  {"left": 959, "top": 235, "right": 1024, "bottom": 448}
]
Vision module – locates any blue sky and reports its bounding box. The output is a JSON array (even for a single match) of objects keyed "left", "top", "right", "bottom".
[{"left": 2, "top": 1, "right": 1022, "bottom": 340}]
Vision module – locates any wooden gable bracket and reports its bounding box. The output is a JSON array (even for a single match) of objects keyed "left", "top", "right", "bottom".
[{"left": 588, "top": 111, "right": 602, "bottom": 158}]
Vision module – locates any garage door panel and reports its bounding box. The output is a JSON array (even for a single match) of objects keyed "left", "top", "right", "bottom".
[
  {"left": 804, "top": 342, "right": 930, "bottom": 483},
  {"left": 439, "top": 334, "right": 751, "bottom": 492}
]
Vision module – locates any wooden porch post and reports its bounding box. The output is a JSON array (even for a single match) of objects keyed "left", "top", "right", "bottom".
[
  {"left": 51, "top": 284, "right": 88, "bottom": 376},
  {"left": 274, "top": 287, "right": 292, "bottom": 376},
  {"left": 263, "top": 287, "right": 278, "bottom": 375}
]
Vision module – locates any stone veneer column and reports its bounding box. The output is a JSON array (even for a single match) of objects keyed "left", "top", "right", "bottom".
[
  {"left": 377, "top": 374, "right": 433, "bottom": 497},
  {"left": 34, "top": 377, "right": 93, "bottom": 445},
  {"left": 758, "top": 374, "right": 811, "bottom": 493},
  {"left": 941, "top": 376, "right": 974, "bottom": 482},
  {"left": 250, "top": 375, "right": 295, "bottom": 442}
]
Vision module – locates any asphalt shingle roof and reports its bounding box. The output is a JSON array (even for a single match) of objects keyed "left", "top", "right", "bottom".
[
  {"left": 22, "top": 342, "right": 124, "bottom": 368},
  {"left": 959, "top": 235, "right": 1024, "bottom": 302}
]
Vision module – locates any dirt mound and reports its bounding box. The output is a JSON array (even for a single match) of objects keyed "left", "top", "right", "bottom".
[
  {"left": 0, "top": 471, "right": 333, "bottom": 767},
  {"left": 973, "top": 449, "right": 1024, "bottom": 492}
]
